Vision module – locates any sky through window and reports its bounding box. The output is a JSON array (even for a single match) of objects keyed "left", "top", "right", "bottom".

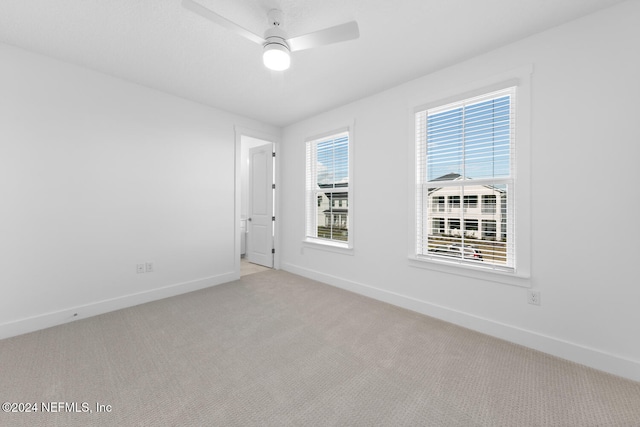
[
  {"left": 316, "top": 133, "right": 349, "bottom": 186},
  {"left": 427, "top": 95, "right": 511, "bottom": 181}
]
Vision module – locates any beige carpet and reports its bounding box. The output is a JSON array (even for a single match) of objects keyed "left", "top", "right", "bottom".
[
  {"left": 1, "top": 270, "right": 639, "bottom": 426},
  {"left": 240, "top": 257, "right": 272, "bottom": 277}
]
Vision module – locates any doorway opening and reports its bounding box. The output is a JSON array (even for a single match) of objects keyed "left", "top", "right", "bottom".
[{"left": 239, "top": 134, "right": 275, "bottom": 276}]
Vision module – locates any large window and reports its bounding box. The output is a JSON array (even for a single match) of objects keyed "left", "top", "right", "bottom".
[
  {"left": 305, "top": 130, "right": 351, "bottom": 247},
  {"left": 415, "top": 87, "right": 516, "bottom": 271}
]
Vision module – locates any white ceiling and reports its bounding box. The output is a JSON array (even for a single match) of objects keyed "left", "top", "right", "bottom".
[{"left": 0, "top": 0, "right": 626, "bottom": 127}]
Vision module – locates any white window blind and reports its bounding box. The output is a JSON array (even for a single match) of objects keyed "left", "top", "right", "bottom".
[
  {"left": 415, "top": 87, "right": 516, "bottom": 271},
  {"left": 306, "top": 131, "right": 350, "bottom": 245}
]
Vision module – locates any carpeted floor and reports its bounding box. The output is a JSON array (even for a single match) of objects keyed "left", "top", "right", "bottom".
[
  {"left": 240, "top": 257, "right": 272, "bottom": 277},
  {"left": 1, "top": 269, "right": 639, "bottom": 426}
]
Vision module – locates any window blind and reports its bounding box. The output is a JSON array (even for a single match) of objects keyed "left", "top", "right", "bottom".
[
  {"left": 416, "top": 87, "right": 516, "bottom": 271},
  {"left": 306, "top": 131, "right": 350, "bottom": 244}
]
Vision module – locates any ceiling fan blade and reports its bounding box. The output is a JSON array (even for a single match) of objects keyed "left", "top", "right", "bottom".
[
  {"left": 287, "top": 21, "right": 359, "bottom": 52},
  {"left": 182, "top": 0, "right": 265, "bottom": 46}
]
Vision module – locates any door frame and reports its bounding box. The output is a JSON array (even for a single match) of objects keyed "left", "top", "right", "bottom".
[{"left": 234, "top": 126, "right": 280, "bottom": 277}]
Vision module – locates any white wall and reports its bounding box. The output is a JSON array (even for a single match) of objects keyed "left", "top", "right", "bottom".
[
  {"left": 0, "top": 42, "right": 278, "bottom": 338},
  {"left": 279, "top": 1, "right": 640, "bottom": 381}
]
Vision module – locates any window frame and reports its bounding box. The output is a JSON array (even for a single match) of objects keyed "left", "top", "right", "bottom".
[
  {"left": 304, "top": 126, "right": 354, "bottom": 252},
  {"left": 408, "top": 67, "right": 532, "bottom": 286}
]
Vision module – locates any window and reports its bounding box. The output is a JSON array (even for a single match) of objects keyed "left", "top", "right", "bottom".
[
  {"left": 464, "top": 219, "right": 479, "bottom": 232},
  {"left": 482, "top": 195, "right": 497, "bottom": 214},
  {"left": 464, "top": 195, "right": 478, "bottom": 209},
  {"left": 433, "top": 218, "right": 445, "bottom": 234},
  {"left": 448, "top": 195, "right": 460, "bottom": 211},
  {"left": 432, "top": 196, "right": 445, "bottom": 212},
  {"left": 482, "top": 220, "right": 497, "bottom": 239},
  {"left": 306, "top": 130, "right": 351, "bottom": 247},
  {"left": 415, "top": 87, "right": 516, "bottom": 272}
]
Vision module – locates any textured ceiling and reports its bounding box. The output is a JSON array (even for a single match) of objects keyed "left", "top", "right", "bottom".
[{"left": 0, "top": 0, "right": 627, "bottom": 127}]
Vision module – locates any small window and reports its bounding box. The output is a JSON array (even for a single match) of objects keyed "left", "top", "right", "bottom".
[
  {"left": 464, "top": 219, "right": 479, "bottom": 232},
  {"left": 482, "top": 220, "right": 497, "bottom": 239},
  {"left": 432, "top": 196, "right": 445, "bottom": 212},
  {"left": 433, "top": 218, "right": 445, "bottom": 234},
  {"left": 448, "top": 195, "right": 460, "bottom": 210},
  {"left": 306, "top": 130, "right": 351, "bottom": 247},
  {"left": 482, "top": 195, "right": 497, "bottom": 214},
  {"left": 464, "top": 195, "right": 478, "bottom": 209}
]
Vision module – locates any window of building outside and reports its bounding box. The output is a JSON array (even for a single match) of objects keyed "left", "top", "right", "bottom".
[
  {"left": 482, "top": 195, "right": 497, "bottom": 214},
  {"left": 464, "top": 219, "right": 479, "bottom": 232},
  {"left": 464, "top": 195, "right": 478, "bottom": 209},
  {"left": 448, "top": 195, "right": 460, "bottom": 211},
  {"left": 305, "top": 130, "right": 352, "bottom": 248},
  {"left": 415, "top": 86, "right": 516, "bottom": 271},
  {"left": 433, "top": 218, "right": 445, "bottom": 234},
  {"left": 432, "top": 196, "right": 445, "bottom": 212}
]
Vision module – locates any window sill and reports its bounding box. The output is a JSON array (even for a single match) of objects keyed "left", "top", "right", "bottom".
[
  {"left": 303, "top": 239, "right": 354, "bottom": 256},
  {"left": 408, "top": 256, "right": 530, "bottom": 287}
]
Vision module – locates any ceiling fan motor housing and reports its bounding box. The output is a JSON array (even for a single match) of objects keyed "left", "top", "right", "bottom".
[{"left": 263, "top": 26, "right": 289, "bottom": 52}]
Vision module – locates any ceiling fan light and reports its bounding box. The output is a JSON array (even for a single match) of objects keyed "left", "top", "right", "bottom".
[{"left": 263, "top": 43, "right": 290, "bottom": 71}]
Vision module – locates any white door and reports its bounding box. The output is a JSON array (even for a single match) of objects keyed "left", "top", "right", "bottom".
[{"left": 247, "top": 144, "right": 274, "bottom": 268}]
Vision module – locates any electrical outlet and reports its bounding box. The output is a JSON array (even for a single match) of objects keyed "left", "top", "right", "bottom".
[
  {"left": 145, "top": 262, "right": 154, "bottom": 273},
  {"left": 136, "top": 263, "right": 145, "bottom": 274},
  {"left": 527, "top": 290, "right": 541, "bottom": 306}
]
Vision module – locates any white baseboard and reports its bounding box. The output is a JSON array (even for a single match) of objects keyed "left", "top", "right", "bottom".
[
  {"left": 282, "top": 262, "right": 640, "bottom": 383},
  {"left": 0, "top": 271, "right": 237, "bottom": 341}
]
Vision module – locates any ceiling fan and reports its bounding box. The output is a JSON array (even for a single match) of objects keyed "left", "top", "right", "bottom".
[{"left": 182, "top": 0, "right": 360, "bottom": 71}]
